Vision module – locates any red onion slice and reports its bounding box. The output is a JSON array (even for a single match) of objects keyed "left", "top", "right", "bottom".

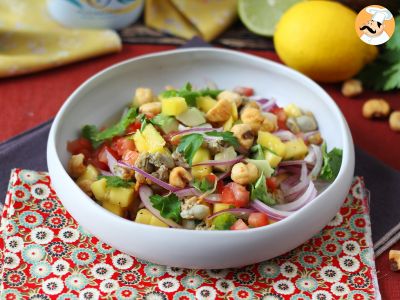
[
  {"left": 118, "top": 161, "right": 179, "bottom": 192},
  {"left": 310, "top": 145, "right": 323, "bottom": 179},
  {"left": 274, "top": 181, "right": 317, "bottom": 211},
  {"left": 207, "top": 208, "right": 256, "bottom": 221},
  {"left": 175, "top": 188, "right": 201, "bottom": 198},
  {"left": 250, "top": 200, "right": 292, "bottom": 220},
  {"left": 279, "top": 160, "right": 310, "bottom": 167},
  {"left": 192, "top": 155, "right": 243, "bottom": 167},
  {"left": 260, "top": 98, "right": 277, "bottom": 112},
  {"left": 300, "top": 162, "right": 308, "bottom": 182},
  {"left": 170, "top": 126, "right": 221, "bottom": 137},
  {"left": 304, "top": 147, "right": 316, "bottom": 165},
  {"left": 105, "top": 149, "right": 118, "bottom": 175},
  {"left": 273, "top": 130, "right": 296, "bottom": 141},
  {"left": 203, "top": 194, "right": 221, "bottom": 204},
  {"left": 138, "top": 185, "right": 182, "bottom": 228}
]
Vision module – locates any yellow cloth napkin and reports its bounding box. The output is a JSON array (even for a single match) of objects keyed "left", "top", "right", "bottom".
[
  {"left": 0, "top": 0, "right": 122, "bottom": 78},
  {"left": 145, "top": 0, "right": 237, "bottom": 42}
]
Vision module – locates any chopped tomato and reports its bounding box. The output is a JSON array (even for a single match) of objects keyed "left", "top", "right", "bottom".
[
  {"left": 98, "top": 145, "right": 119, "bottom": 164},
  {"left": 216, "top": 180, "right": 225, "bottom": 194},
  {"left": 125, "top": 121, "right": 141, "bottom": 134},
  {"left": 87, "top": 157, "right": 108, "bottom": 171},
  {"left": 122, "top": 150, "right": 139, "bottom": 166},
  {"left": 270, "top": 107, "right": 287, "bottom": 130},
  {"left": 234, "top": 86, "right": 254, "bottom": 97},
  {"left": 266, "top": 177, "right": 277, "bottom": 192},
  {"left": 221, "top": 182, "right": 250, "bottom": 208},
  {"left": 112, "top": 137, "right": 136, "bottom": 157},
  {"left": 248, "top": 212, "right": 269, "bottom": 228},
  {"left": 67, "top": 138, "right": 92, "bottom": 157},
  {"left": 230, "top": 219, "right": 249, "bottom": 230}
]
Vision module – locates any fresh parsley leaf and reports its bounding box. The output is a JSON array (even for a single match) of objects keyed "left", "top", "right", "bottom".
[
  {"left": 193, "top": 176, "right": 215, "bottom": 193},
  {"left": 160, "top": 82, "right": 221, "bottom": 107},
  {"left": 319, "top": 142, "right": 343, "bottom": 182},
  {"left": 358, "top": 16, "right": 400, "bottom": 91},
  {"left": 250, "top": 172, "right": 276, "bottom": 206},
  {"left": 137, "top": 114, "right": 148, "bottom": 132},
  {"left": 82, "top": 107, "right": 138, "bottom": 147},
  {"left": 205, "top": 131, "right": 239, "bottom": 147},
  {"left": 98, "top": 176, "right": 133, "bottom": 188},
  {"left": 150, "top": 193, "right": 182, "bottom": 223},
  {"left": 176, "top": 133, "right": 204, "bottom": 166},
  {"left": 212, "top": 213, "right": 237, "bottom": 230},
  {"left": 250, "top": 144, "right": 265, "bottom": 160}
]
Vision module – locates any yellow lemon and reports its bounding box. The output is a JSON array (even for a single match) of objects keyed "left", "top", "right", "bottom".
[{"left": 274, "top": 1, "right": 378, "bottom": 83}]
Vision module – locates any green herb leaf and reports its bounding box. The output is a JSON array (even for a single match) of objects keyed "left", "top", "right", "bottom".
[
  {"left": 82, "top": 107, "right": 138, "bottom": 147},
  {"left": 358, "top": 16, "right": 400, "bottom": 91},
  {"left": 137, "top": 114, "right": 148, "bottom": 132},
  {"left": 160, "top": 82, "right": 221, "bottom": 106},
  {"left": 250, "top": 144, "right": 265, "bottom": 160},
  {"left": 193, "top": 176, "right": 215, "bottom": 193},
  {"left": 250, "top": 172, "right": 276, "bottom": 205},
  {"left": 319, "top": 142, "right": 343, "bottom": 182},
  {"left": 176, "top": 133, "right": 204, "bottom": 166},
  {"left": 212, "top": 212, "right": 237, "bottom": 230},
  {"left": 150, "top": 193, "right": 182, "bottom": 223},
  {"left": 98, "top": 176, "right": 133, "bottom": 188},
  {"left": 205, "top": 131, "right": 239, "bottom": 147}
]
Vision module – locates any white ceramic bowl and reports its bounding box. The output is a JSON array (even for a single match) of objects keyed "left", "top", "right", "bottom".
[{"left": 47, "top": 48, "right": 354, "bottom": 269}]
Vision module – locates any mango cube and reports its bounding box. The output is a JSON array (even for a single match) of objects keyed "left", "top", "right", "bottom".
[
  {"left": 191, "top": 147, "right": 211, "bottom": 178},
  {"left": 142, "top": 124, "right": 166, "bottom": 153},
  {"left": 223, "top": 116, "right": 234, "bottom": 131},
  {"left": 108, "top": 187, "right": 135, "bottom": 208},
  {"left": 78, "top": 164, "right": 99, "bottom": 181},
  {"left": 196, "top": 96, "right": 217, "bottom": 112},
  {"left": 91, "top": 178, "right": 107, "bottom": 202},
  {"left": 231, "top": 102, "right": 238, "bottom": 120},
  {"left": 135, "top": 209, "right": 168, "bottom": 227},
  {"left": 257, "top": 131, "right": 286, "bottom": 157},
  {"left": 133, "top": 131, "right": 148, "bottom": 152},
  {"left": 213, "top": 203, "right": 232, "bottom": 213},
  {"left": 102, "top": 201, "right": 127, "bottom": 217},
  {"left": 161, "top": 97, "right": 188, "bottom": 116},
  {"left": 284, "top": 103, "right": 302, "bottom": 118},
  {"left": 264, "top": 150, "right": 282, "bottom": 168},
  {"left": 284, "top": 138, "right": 308, "bottom": 160}
]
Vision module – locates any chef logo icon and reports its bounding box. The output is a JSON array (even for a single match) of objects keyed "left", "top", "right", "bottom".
[{"left": 355, "top": 5, "right": 395, "bottom": 45}]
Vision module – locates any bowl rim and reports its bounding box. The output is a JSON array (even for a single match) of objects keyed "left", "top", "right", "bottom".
[{"left": 47, "top": 47, "right": 354, "bottom": 235}]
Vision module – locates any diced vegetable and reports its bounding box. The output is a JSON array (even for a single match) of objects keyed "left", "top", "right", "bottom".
[
  {"left": 108, "top": 187, "right": 135, "bottom": 208},
  {"left": 142, "top": 124, "right": 166, "bottom": 153},
  {"left": 221, "top": 182, "right": 250, "bottom": 208},
  {"left": 245, "top": 159, "right": 274, "bottom": 178},
  {"left": 91, "top": 178, "right": 107, "bottom": 202},
  {"left": 77, "top": 164, "right": 99, "bottom": 181},
  {"left": 223, "top": 116, "right": 234, "bottom": 131},
  {"left": 161, "top": 97, "right": 188, "bottom": 116},
  {"left": 284, "top": 103, "right": 302, "bottom": 118},
  {"left": 257, "top": 131, "right": 286, "bottom": 157},
  {"left": 135, "top": 208, "right": 168, "bottom": 227},
  {"left": 151, "top": 114, "right": 179, "bottom": 134},
  {"left": 102, "top": 201, "right": 127, "bottom": 217},
  {"left": 230, "top": 219, "right": 249, "bottom": 230},
  {"left": 231, "top": 102, "right": 238, "bottom": 120},
  {"left": 133, "top": 131, "right": 148, "bottom": 152},
  {"left": 212, "top": 212, "right": 237, "bottom": 230},
  {"left": 191, "top": 148, "right": 212, "bottom": 178},
  {"left": 196, "top": 96, "right": 217, "bottom": 112},
  {"left": 264, "top": 149, "right": 282, "bottom": 168},
  {"left": 213, "top": 146, "right": 237, "bottom": 172},
  {"left": 283, "top": 138, "right": 308, "bottom": 160},
  {"left": 248, "top": 212, "right": 269, "bottom": 227},
  {"left": 213, "top": 203, "right": 232, "bottom": 213},
  {"left": 176, "top": 107, "right": 206, "bottom": 127}
]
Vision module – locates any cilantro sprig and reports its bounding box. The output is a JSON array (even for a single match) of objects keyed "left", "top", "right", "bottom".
[
  {"left": 82, "top": 107, "right": 138, "bottom": 148},
  {"left": 176, "top": 133, "right": 204, "bottom": 166},
  {"left": 98, "top": 176, "right": 133, "bottom": 188},
  {"left": 150, "top": 193, "right": 182, "bottom": 223},
  {"left": 319, "top": 142, "right": 343, "bottom": 182},
  {"left": 193, "top": 176, "right": 215, "bottom": 193},
  {"left": 160, "top": 82, "right": 221, "bottom": 106}
]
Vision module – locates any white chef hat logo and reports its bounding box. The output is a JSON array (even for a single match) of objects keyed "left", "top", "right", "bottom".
[{"left": 356, "top": 5, "right": 395, "bottom": 46}]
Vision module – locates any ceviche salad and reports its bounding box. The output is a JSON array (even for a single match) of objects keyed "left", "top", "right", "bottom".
[{"left": 67, "top": 84, "right": 342, "bottom": 230}]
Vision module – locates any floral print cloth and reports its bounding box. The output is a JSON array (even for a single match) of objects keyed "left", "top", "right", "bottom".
[
  {"left": 0, "top": 0, "right": 121, "bottom": 78},
  {"left": 0, "top": 169, "right": 379, "bottom": 299}
]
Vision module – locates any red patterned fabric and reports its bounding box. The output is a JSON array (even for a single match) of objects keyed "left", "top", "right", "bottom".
[{"left": 1, "top": 169, "right": 379, "bottom": 299}]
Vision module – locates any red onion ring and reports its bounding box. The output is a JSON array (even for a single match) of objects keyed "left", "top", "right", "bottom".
[
  {"left": 170, "top": 126, "right": 221, "bottom": 138},
  {"left": 310, "top": 145, "right": 323, "bottom": 179},
  {"left": 175, "top": 187, "right": 201, "bottom": 198},
  {"left": 260, "top": 98, "right": 277, "bottom": 112},
  {"left": 250, "top": 200, "right": 292, "bottom": 220},
  {"left": 203, "top": 194, "right": 221, "bottom": 204},
  {"left": 274, "top": 181, "right": 317, "bottom": 212},
  {"left": 138, "top": 185, "right": 182, "bottom": 228},
  {"left": 118, "top": 161, "right": 179, "bottom": 192},
  {"left": 105, "top": 149, "right": 118, "bottom": 175}
]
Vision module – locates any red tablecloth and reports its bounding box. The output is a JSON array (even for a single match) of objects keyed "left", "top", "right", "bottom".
[{"left": 0, "top": 44, "right": 399, "bottom": 299}]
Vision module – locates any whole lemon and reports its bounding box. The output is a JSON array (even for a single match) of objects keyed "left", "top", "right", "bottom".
[{"left": 274, "top": 1, "right": 378, "bottom": 83}]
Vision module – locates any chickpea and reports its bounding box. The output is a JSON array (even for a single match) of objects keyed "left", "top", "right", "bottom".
[
  {"left": 240, "top": 106, "right": 264, "bottom": 132},
  {"left": 389, "top": 111, "right": 400, "bottom": 132},
  {"left": 134, "top": 87, "right": 154, "bottom": 106},
  {"left": 139, "top": 102, "right": 161, "bottom": 115},
  {"left": 230, "top": 124, "right": 254, "bottom": 149},
  {"left": 341, "top": 79, "right": 363, "bottom": 98},
  {"left": 260, "top": 113, "right": 277, "bottom": 132},
  {"left": 206, "top": 98, "right": 232, "bottom": 123},
  {"left": 68, "top": 154, "right": 86, "bottom": 178},
  {"left": 362, "top": 99, "right": 391, "bottom": 119},
  {"left": 217, "top": 90, "right": 242, "bottom": 107},
  {"left": 169, "top": 167, "right": 193, "bottom": 188},
  {"left": 231, "top": 162, "right": 259, "bottom": 185}
]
